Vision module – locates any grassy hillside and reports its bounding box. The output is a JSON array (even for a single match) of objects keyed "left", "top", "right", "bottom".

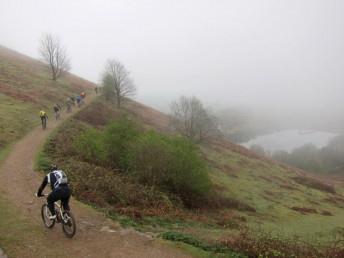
[
  {"left": 2, "top": 45, "right": 343, "bottom": 257},
  {"left": 0, "top": 45, "right": 95, "bottom": 149},
  {"left": 39, "top": 97, "right": 344, "bottom": 257}
]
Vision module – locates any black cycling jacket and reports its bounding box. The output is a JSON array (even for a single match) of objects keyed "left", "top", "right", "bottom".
[{"left": 37, "top": 170, "right": 69, "bottom": 196}]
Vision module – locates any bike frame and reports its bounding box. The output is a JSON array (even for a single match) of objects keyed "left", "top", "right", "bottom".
[
  {"left": 38, "top": 193, "right": 76, "bottom": 238},
  {"left": 38, "top": 194, "right": 64, "bottom": 220},
  {"left": 54, "top": 202, "right": 70, "bottom": 224}
]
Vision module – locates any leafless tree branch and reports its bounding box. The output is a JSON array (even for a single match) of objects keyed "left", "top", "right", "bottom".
[
  {"left": 39, "top": 33, "right": 71, "bottom": 81},
  {"left": 170, "top": 96, "right": 220, "bottom": 141},
  {"left": 101, "top": 59, "right": 136, "bottom": 108}
]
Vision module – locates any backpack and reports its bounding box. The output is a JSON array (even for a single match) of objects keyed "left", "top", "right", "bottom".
[{"left": 51, "top": 170, "right": 68, "bottom": 188}]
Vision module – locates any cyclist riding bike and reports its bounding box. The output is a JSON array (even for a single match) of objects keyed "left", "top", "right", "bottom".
[
  {"left": 53, "top": 103, "right": 61, "bottom": 120},
  {"left": 36, "top": 164, "right": 71, "bottom": 220},
  {"left": 66, "top": 98, "right": 72, "bottom": 113},
  {"left": 39, "top": 110, "right": 48, "bottom": 129},
  {"left": 76, "top": 95, "right": 82, "bottom": 107}
]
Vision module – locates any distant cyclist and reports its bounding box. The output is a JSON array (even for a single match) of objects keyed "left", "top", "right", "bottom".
[
  {"left": 66, "top": 98, "right": 72, "bottom": 113},
  {"left": 76, "top": 95, "right": 82, "bottom": 107},
  {"left": 39, "top": 110, "right": 48, "bottom": 129},
  {"left": 53, "top": 103, "right": 61, "bottom": 120},
  {"left": 36, "top": 164, "right": 71, "bottom": 220}
]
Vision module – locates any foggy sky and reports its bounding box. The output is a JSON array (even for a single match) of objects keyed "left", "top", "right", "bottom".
[{"left": 1, "top": 0, "right": 344, "bottom": 113}]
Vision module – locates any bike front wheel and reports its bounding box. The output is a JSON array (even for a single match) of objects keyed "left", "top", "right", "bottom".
[
  {"left": 41, "top": 204, "right": 55, "bottom": 228},
  {"left": 62, "top": 210, "right": 76, "bottom": 238}
]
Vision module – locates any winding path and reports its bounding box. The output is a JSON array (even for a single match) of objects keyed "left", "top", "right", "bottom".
[{"left": 0, "top": 95, "right": 189, "bottom": 258}]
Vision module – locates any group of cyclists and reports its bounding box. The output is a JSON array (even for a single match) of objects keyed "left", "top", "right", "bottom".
[
  {"left": 36, "top": 88, "right": 97, "bottom": 237},
  {"left": 39, "top": 92, "right": 86, "bottom": 129},
  {"left": 36, "top": 93, "right": 87, "bottom": 234}
]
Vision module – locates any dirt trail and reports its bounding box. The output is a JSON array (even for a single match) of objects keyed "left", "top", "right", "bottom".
[{"left": 0, "top": 95, "right": 189, "bottom": 258}]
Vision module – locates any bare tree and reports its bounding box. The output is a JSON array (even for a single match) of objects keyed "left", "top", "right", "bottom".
[
  {"left": 101, "top": 59, "right": 136, "bottom": 108},
  {"left": 170, "top": 96, "right": 219, "bottom": 141},
  {"left": 39, "top": 33, "right": 71, "bottom": 81}
]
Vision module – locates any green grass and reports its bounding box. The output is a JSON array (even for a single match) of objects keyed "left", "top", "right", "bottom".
[
  {"left": 167, "top": 241, "right": 218, "bottom": 258},
  {"left": 0, "top": 144, "right": 12, "bottom": 164},
  {"left": 0, "top": 93, "right": 38, "bottom": 148},
  {"left": 204, "top": 144, "right": 344, "bottom": 242},
  {"left": 161, "top": 231, "right": 247, "bottom": 258}
]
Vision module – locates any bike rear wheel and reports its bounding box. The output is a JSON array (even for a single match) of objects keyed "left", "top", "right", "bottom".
[
  {"left": 41, "top": 204, "right": 55, "bottom": 228},
  {"left": 62, "top": 210, "right": 76, "bottom": 238}
]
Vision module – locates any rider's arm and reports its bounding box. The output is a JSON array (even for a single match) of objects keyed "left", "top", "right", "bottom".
[{"left": 37, "top": 175, "right": 48, "bottom": 196}]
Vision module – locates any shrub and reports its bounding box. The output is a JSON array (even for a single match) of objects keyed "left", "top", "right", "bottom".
[
  {"left": 62, "top": 159, "right": 175, "bottom": 213},
  {"left": 127, "top": 131, "right": 211, "bottom": 207},
  {"left": 74, "top": 127, "right": 105, "bottom": 165},
  {"left": 102, "top": 116, "right": 140, "bottom": 168},
  {"left": 73, "top": 117, "right": 212, "bottom": 208},
  {"left": 73, "top": 117, "right": 139, "bottom": 168}
]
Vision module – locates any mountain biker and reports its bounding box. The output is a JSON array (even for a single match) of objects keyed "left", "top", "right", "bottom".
[
  {"left": 39, "top": 110, "right": 48, "bottom": 128},
  {"left": 66, "top": 98, "right": 72, "bottom": 113},
  {"left": 53, "top": 104, "right": 61, "bottom": 120},
  {"left": 76, "top": 95, "right": 82, "bottom": 107},
  {"left": 36, "top": 164, "right": 71, "bottom": 220}
]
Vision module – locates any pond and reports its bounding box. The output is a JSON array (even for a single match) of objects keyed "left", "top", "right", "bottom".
[{"left": 241, "top": 129, "right": 337, "bottom": 153}]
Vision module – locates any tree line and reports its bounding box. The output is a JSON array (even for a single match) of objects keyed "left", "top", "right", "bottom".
[{"left": 250, "top": 135, "right": 344, "bottom": 175}]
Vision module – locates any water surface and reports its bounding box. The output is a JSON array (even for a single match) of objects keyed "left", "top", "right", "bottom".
[{"left": 241, "top": 129, "right": 336, "bottom": 153}]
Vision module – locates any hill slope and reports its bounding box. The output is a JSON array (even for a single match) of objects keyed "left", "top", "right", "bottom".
[
  {"left": 0, "top": 95, "right": 192, "bottom": 258},
  {"left": 40, "top": 97, "right": 344, "bottom": 256},
  {"left": 0, "top": 45, "right": 94, "bottom": 149}
]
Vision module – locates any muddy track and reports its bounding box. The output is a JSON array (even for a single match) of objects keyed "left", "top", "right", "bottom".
[{"left": 0, "top": 94, "right": 189, "bottom": 258}]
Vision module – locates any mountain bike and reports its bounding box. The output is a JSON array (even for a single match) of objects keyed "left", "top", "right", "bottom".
[{"left": 37, "top": 194, "right": 76, "bottom": 238}]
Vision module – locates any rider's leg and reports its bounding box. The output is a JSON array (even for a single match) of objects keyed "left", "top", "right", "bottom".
[
  {"left": 60, "top": 187, "right": 71, "bottom": 211},
  {"left": 47, "top": 190, "right": 60, "bottom": 216}
]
